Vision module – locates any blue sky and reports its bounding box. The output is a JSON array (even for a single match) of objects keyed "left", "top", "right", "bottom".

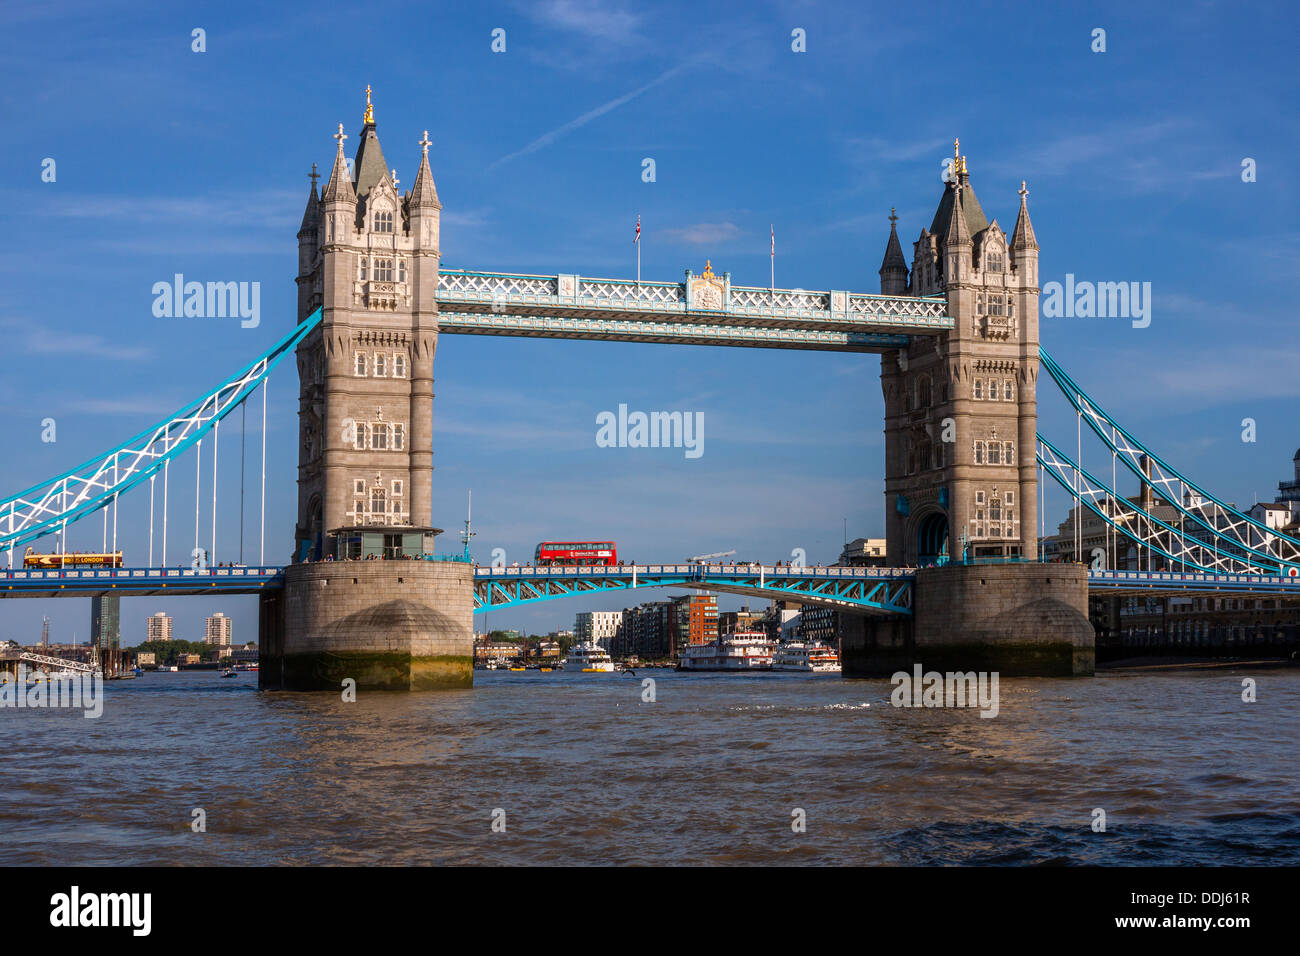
[{"left": 1, "top": 0, "right": 1298, "bottom": 644}]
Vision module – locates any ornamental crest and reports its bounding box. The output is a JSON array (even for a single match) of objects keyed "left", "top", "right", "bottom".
[{"left": 690, "top": 260, "right": 725, "bottom": 311}]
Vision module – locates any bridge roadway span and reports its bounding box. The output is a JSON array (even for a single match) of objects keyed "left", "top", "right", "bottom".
[{"left": 2, "top": 564, "right": 1297, "bottom": 610}]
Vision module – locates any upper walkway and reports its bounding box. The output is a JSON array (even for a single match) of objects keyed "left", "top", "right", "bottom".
[{"left": 435, "top": 268, "right": 950, "bottom": 352}]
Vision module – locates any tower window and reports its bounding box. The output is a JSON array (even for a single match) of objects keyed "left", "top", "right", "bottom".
[
  {"left": 1003, "top": 380, "right": 1014, "bottom": 401},
  {"left": 398, "top": 260, "right": 407, "bottom": 284},
  {"left": 1004, "top": 441, "right": 1015, "bottom": 463},
  {"left": 391, "top": 479, "right": 403, "bottom": 496},
  {"left": 354, "top": 423, "right": 368, "bottom": 450},
  {"left": 974, "top": 442, "right": 985, "bottom": 465},
  {"left": 1006, "top": 491, "right": 1015, "bottom": 506},
  {"left": 354, "top": 479, "right": 366, "bottom": 495},
  {"left": 974, "top": 379, "right": 983, "bottom": 400},
  {"left": 988, "top": 443, "right": 1001, "bottom": 465},
  {"left": 393, "top": 353, "right": 407, "bottom": 378},
  {"left": 987, "top": 252, "right": 1004, "bottom": 273},
  {"left": 374, "top": 259, "right": 394, "bottom": 282},
  {"left": 355, "top": 352, "right": 367, "bottom": 376},
  {"left": 359, "top": 257, "right": 368, "bottom": 281},
  {"left": 393, "top": 423, "right": 405, "bottom": 451},
  {"left": 373, "top": 425, "right": 389, "bottom": 450},
  {"left": 374, "top": 352, "right": 387, "bottom": 377},
  {"left": 374, "top": 210, "right": 394, "bottom": 233}
]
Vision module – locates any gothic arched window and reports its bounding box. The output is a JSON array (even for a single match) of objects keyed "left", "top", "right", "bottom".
[
  {"left": 374, "top": 259, "right": 394, "bottom": 282},
  {"left": 374, "top": 210, "right": 394, "bottom": 233}
]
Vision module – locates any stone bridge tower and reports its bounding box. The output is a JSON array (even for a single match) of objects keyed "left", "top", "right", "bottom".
[
  {"left": 879, "top": 141, "right": 1041, "bottom": 566},
  {"left": 260, "top": 90, "right": 473, "bottom": 692},
  {"left": 293, "top": 88, "right": 442, "bottom": 561},
  {"left": 847, "top": 141, "right": 1093, "bottom": 677}
]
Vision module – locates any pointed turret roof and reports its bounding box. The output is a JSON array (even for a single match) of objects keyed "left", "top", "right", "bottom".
[
  {"left": 352, "top": 86, "right": 390, "bottom": 200},
  {"left": 409, "top": 130, "right": 441, "bottom": 209},
  {"left": 929, "top": 140, "right": 987, "bottom": 244},
  {"left": 321, "top": 124, "right": 356, "bottom": 203},
  {"left": 298, "top": 164, "right": 320, "bottom": 235},
  {"left": 944, "top": 178, "right": 972, "bottom": 248},
  {"left": 879, "top": 208, "right": 907, "bottom": 274},
  {"left": 1011, "top": 180, "right": 1039, "bottom": 252}
]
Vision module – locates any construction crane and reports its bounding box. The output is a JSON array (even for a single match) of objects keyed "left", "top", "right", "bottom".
[{"left": 689, "top": 550, "right": 736, "bottom": 563}]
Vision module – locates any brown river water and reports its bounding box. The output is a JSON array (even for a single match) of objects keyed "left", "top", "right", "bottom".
[{"left": 3, "top": 667, "right": 1298, "bottom": 865}]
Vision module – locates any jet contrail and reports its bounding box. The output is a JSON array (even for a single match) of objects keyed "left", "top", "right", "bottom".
[{"left": 488, "top": 60, "right": 693, "bottom": 170}]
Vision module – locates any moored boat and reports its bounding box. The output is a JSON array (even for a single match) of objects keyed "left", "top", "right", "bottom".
[
  {"left": 564, "top": 641, "right": 615, "bottom": 672},
  {"left": 771, "top": 641, "right": 842, "bottom": 673},
  {"left": 677, "top": 630, "right": 774, "bottom": 671}
]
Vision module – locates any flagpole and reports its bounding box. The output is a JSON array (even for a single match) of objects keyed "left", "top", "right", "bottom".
[{"left": 770, "top": 224, "right": 775, "bottom": 291}]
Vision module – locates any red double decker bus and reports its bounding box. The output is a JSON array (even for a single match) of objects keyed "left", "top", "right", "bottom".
[{"left": 534, "top": 541, "right": 618, "bottom": 566}]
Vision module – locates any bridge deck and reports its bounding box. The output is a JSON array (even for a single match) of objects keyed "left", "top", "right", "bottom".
[{"left": 0, "top": 566, "right": 284, "bottom": 598}]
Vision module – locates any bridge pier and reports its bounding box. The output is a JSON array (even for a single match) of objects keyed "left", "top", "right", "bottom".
[
  {"left": 842, "top": 563, "right": 1095, "bottom": 677},
  {"left": 259, "top": 561, "right": 474, "bottom": 692}
]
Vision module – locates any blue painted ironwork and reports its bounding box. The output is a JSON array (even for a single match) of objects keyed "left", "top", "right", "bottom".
[
  {"left": 1039, "top": 347, "right": 1300, "bottom": 565},
  {"left": 0, "top": 565, "right": 285, "bottom": 597},
  {"left": 1, "top": 310, "right": 323, "bottom": 555},
  {"left": 1088, "top": 568, "right": 1300, "bottom": 595},
  {"left": 471, "top": 563, "right": 916, "bottom": 615},
  {"left": 1036, "top": 434, "right": 1287, "bottom": 574}
]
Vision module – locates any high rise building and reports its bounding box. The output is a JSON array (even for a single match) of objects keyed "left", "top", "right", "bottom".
[
  {"left": 205, "top": 612, "right": 233, "bottom": 647},
  {"left": 146, "top": 612, "right": 173, "bottom": 642}
]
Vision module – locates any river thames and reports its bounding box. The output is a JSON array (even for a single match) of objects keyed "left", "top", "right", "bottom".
[{"left": 3, "top": 668, "right": 1298, "bottom": 866}]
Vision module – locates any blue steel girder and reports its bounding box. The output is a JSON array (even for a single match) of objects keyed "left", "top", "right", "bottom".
[{"left": 471, "top": 564, "right": 914, "bottom": 615}]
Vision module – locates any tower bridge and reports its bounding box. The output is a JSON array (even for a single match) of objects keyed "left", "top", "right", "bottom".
[{"left": 3, "top": 93, "right": 1299, "bottom": 689}]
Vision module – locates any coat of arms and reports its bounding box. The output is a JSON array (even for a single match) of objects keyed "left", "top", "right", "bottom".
[{"left": 689, "top": 260, "right": 725, "bottom": 311}]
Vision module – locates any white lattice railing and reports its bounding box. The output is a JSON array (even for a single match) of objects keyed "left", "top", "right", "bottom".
[{"left": 437, "top": 269, "right": 950, "bottom": 329}]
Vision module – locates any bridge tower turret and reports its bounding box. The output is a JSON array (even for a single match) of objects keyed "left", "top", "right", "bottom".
[{"left": 880, "top": 140, "right": 1041, "bottom": 566}]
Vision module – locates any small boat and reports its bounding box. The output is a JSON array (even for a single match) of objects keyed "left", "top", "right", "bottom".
[{"left": 219, "top": 668, "right": 237, "bottom": 678}]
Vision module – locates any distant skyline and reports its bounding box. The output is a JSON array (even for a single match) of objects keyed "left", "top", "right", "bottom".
[{"left": 2, "top": 0, "right": 1298, "bottom": 643}]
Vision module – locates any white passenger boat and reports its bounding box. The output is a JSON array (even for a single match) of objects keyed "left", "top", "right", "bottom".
[
  {"left": 677, "top": 630, "right": 774, "bottom": 671},
  {"left": 771, "top": 641, "right": 842, "bottom": 673},
  {"left": 564, "top": 642, "right": 615, "bottom": 672}
]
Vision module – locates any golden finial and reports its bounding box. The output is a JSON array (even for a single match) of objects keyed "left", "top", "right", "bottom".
[
  {"left": 954, "top": 137, "right": 960, "bottom": 160},
  {"left": 364, "top": 85, "right": 374, "bottom": 125},
  {"left": 702, "top": 259, "right": 715, "bottom": 280}
]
